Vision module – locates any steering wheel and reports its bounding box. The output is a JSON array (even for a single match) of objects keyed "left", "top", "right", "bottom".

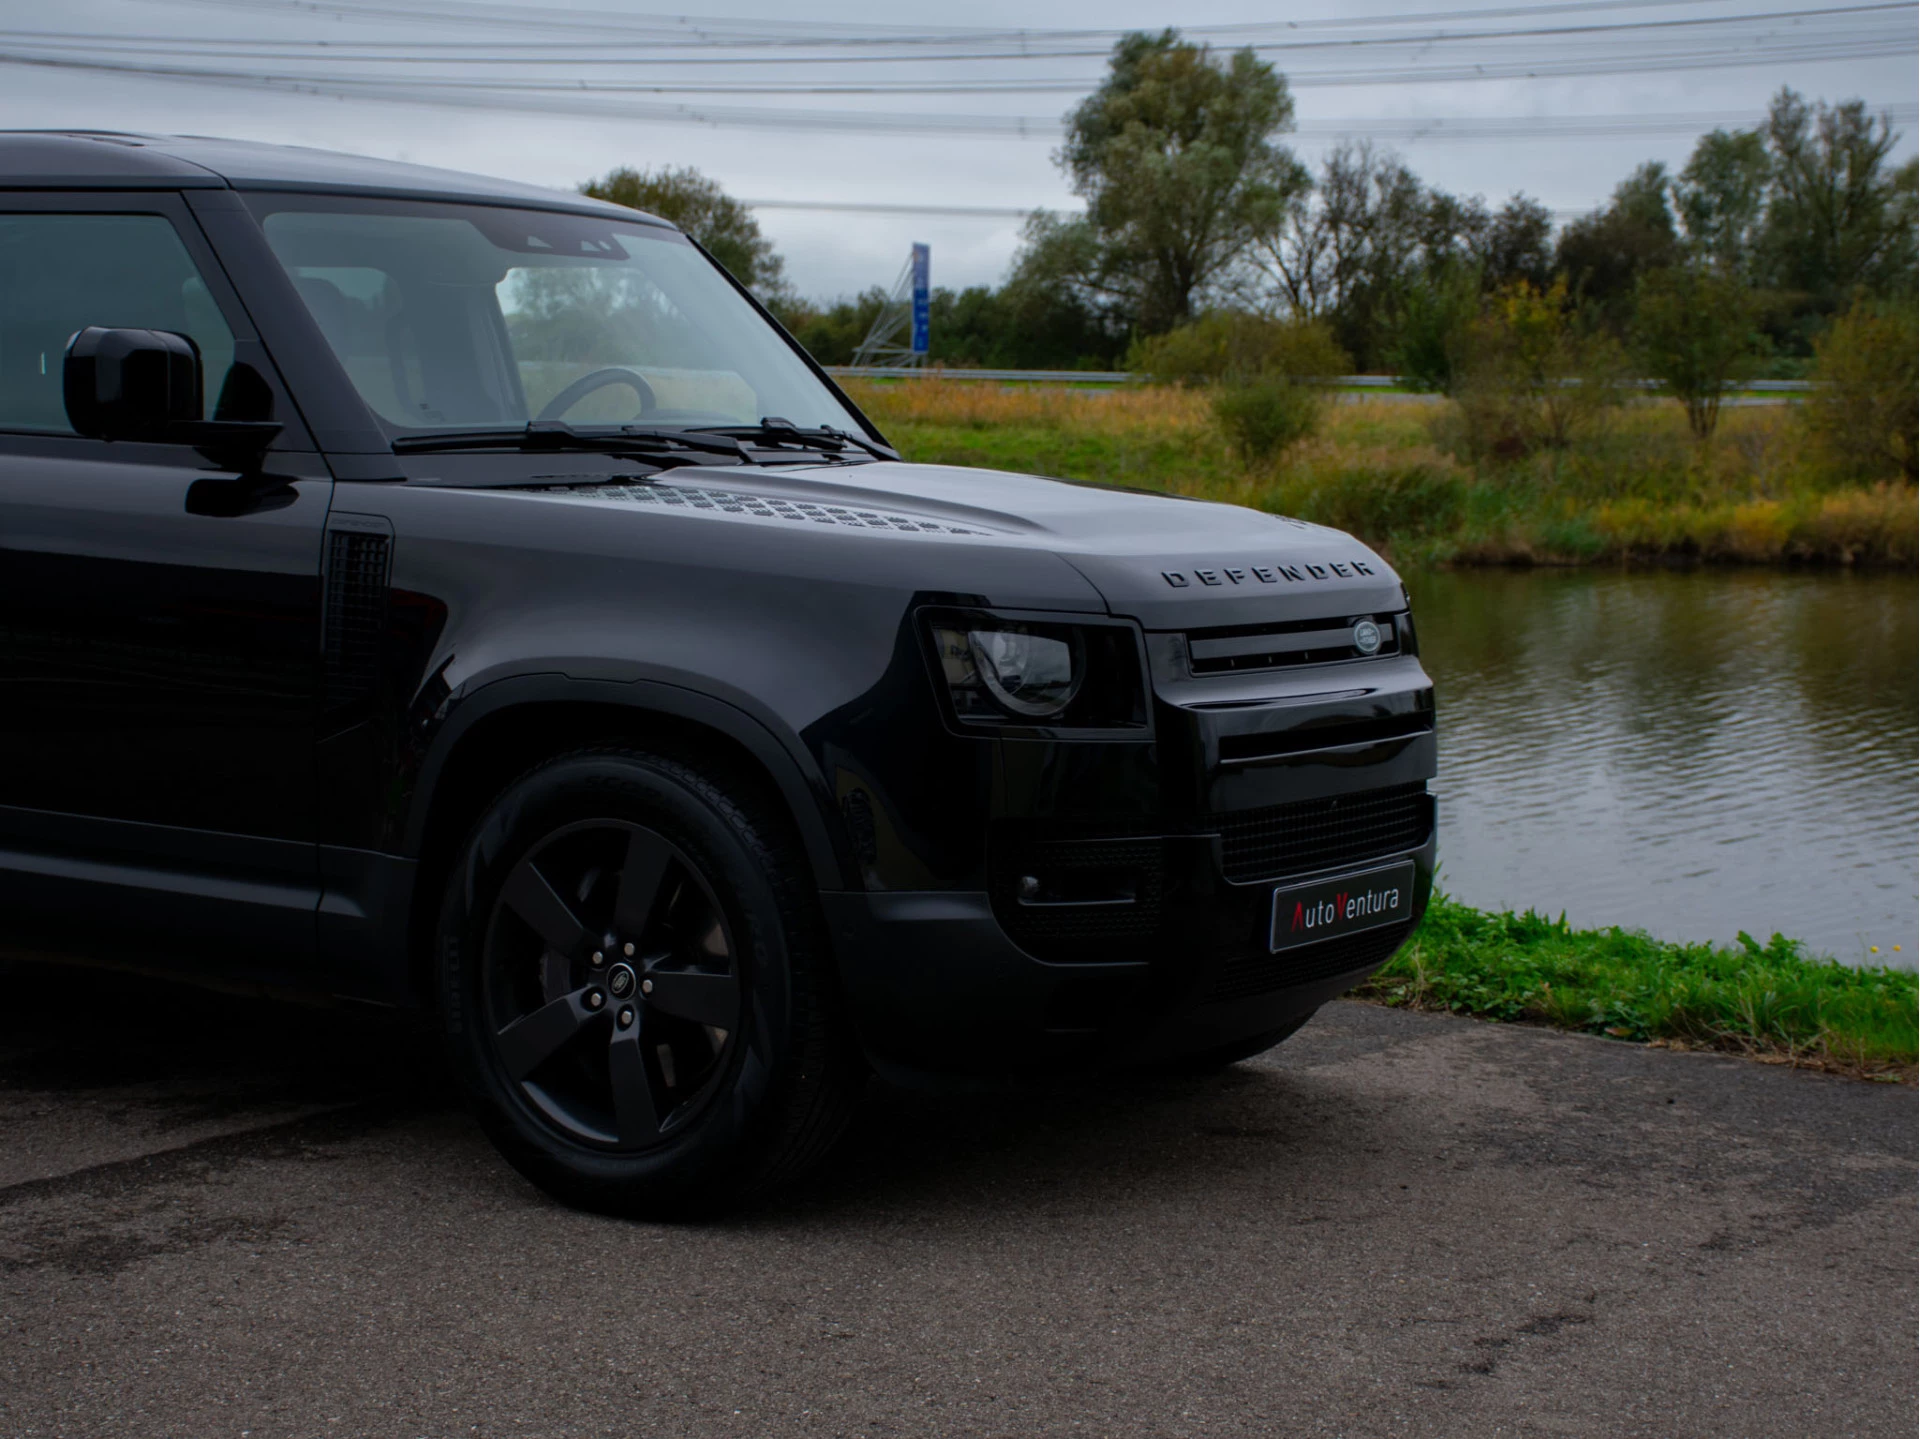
[{"left": 535, "top": 368, "right": 657, "bottom": 422}]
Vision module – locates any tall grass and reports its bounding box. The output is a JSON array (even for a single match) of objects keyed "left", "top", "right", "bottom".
[
  {"left": 847, "top": 379, "right": 1918, "bottom": 568},
  {"left": 1360, "top": 895, "right": 1918, "bottom": 1081}
]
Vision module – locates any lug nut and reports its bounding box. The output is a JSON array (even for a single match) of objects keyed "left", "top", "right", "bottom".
[
  {"left": 623, "top": 942, "right": 635, "bottom": 956},
  {"left": 585, "top": 989, "right": 605, "bottom": 1011},
  {"left": 590, "top": 950, "right": 604, "bottom": 966},
  {"left": 641, "top": 978, "right": 653, "bottom": 995},
  {"left": 617, "top": 1006, "right": 635, "bottom": 1029}
]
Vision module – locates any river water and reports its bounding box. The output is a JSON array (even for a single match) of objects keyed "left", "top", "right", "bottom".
[{"left": 1407, "top": 567, "right": 1917, "bottom": 965}]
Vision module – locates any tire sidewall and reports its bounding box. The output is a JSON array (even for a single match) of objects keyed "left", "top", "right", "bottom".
[{"left": 439, "top": 751, "right": 799, "bottom": 1209}]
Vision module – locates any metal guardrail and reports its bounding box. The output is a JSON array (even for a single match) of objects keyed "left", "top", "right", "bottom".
[
  {"left": 827, "top": 366, "right": 1135, "bottom": 383},
  {"left": 828, "top": 366, "right": 1813, "bottom": 392}
]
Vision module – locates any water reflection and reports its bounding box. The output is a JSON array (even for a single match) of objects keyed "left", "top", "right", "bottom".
[{"left": 1409, "top": 568, "right": 1917, "bottom": 965}]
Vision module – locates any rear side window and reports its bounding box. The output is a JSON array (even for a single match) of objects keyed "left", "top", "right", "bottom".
[{"left": 0, "top": 214, "right": 235, "bottom": 434}]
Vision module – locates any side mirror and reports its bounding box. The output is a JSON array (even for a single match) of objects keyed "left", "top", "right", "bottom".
[
  {"left": 64, "top": 326, "right": 203, "bottom": 441},
  {"left": 64, "top": 327, "right": 283, "bottom": 468}
]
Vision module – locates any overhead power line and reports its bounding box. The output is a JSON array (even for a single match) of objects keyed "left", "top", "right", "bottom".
[
  {"left": 105, "top": 0, "right": 1914, "bottom": 46},
  {"left": 3, "top": 31, "right": 1910, "bottom": 127},
  {"left": 10, "top": 3, "right": 1913, "bottom": 67},
  {"left": 3, "top": 0, "right": 1912, "bottom": 142}
]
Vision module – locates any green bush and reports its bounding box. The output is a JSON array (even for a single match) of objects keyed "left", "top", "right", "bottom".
[
  {"left": 1448, "top": 280, "right": 1626, "bottom": 459},
  {"left": 1802, "top": 296, "right": 1919, "bottom": 483},
  {"left": 1129, "top": 312, "right": 1350, "bottom": 385},
  {"left": 1281, "top": 460, "right": 1467, "bottom": 538},
  {"left": 1212, "top": 377, "right": 1323, "bottom": 462}
]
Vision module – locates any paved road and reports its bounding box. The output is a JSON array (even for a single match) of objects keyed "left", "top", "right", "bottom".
[{"left": 0, "top": 961, "right": 1912, "bottom": 1439}]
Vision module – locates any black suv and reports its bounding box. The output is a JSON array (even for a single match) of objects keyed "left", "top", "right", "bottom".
[{"left": 0, "top": 134, "right": 1436, "bottom": 1215}]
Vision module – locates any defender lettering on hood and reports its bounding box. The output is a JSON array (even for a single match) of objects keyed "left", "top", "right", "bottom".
[{"left": 1162, "top": 561, "right": 1377, "bottom": 588}]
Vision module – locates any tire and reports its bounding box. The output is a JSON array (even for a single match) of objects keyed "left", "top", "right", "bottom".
[
  {"left": 436, "top": 746, "right": 862, "bottom": 1218},
  {"left": 1162, "top": 1010, "right": 1317, "bottom": 1074}
]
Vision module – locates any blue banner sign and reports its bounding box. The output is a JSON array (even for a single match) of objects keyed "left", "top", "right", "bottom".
[{"left": 910, "top": 242, "right": 930, "bottom": 355}]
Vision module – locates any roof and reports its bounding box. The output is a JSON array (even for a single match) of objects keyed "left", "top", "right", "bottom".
[{"left": 0, "top": 131, "right": 672, "bottom": 227}]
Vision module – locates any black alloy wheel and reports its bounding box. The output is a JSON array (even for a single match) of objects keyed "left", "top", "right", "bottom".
[
  {"left": 485, "top": 820, "right": 739, "bottom": 1150},
  {"left": 438, "top": 748, "right": 862, "bottom": 1216}
]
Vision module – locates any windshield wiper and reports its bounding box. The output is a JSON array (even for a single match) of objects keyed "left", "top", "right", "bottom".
[
  {"left": 689, "top": 419, "right": 897, "bottom": 462},
  {"left": 391, "top": 421, "right": 750, "bottom": 463}
]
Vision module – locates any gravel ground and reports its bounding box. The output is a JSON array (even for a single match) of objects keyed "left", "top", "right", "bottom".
[{"left": 0, "top": 961, "right": 1912, "bottom": 1439}]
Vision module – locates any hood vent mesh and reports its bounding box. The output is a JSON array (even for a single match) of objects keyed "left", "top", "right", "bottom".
[{"left": 540, "top": 482, "right": 988, "bottom": 536}]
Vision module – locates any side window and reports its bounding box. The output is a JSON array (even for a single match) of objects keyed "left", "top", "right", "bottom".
[{"left": 0, "top": 213, "right": 236, "bottom": 434}]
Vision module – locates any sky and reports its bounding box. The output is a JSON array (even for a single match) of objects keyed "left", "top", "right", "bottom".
[{"left": 1, "top": 0, "right": 1914, "bottom": 300}]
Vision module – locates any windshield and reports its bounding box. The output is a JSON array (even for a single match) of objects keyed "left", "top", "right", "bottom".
[{"left": 246, "top": 194, "right": 862, "bottom": 437}]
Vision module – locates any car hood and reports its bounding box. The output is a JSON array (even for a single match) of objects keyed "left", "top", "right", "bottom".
[{"left": 714, "top": 459, "right": 1405, "bottom": 629}]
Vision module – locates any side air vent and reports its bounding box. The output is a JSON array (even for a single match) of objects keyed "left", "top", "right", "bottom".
[
  {"left": 323, "top": 528, "right": 391, "bottom": 719},
  {"left": 538, "top": 482, "right": 989, "bottom": 536}
]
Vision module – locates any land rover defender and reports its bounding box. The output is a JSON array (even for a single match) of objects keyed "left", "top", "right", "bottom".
[{"left": 0, "top": 133, "right": 1436, "bottom": 1214}]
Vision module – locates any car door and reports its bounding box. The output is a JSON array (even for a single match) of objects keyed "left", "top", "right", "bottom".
[{"left": 0, "top": 191, "right": 333, "bottom": 982}]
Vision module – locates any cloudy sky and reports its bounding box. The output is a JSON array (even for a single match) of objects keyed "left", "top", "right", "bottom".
[{"left": 2, "top": 0, "right": 1913, "bottom": 299}]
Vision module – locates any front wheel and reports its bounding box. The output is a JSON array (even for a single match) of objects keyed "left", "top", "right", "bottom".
[{"left": 437, "top": 748, "right": 861, "bottom": 1217}]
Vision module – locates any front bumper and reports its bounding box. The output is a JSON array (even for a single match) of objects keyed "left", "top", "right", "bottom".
[
  {"left": 824, "top": 799, "right": 1436, "bottom": 1076},
  {"left": 823, "top": 622, "right": 1437, "bottom": 1076}
]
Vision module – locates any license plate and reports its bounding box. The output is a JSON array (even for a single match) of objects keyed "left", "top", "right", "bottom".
[{"left": 1269, "top": 860, "right": 1417, "bottom": 953}]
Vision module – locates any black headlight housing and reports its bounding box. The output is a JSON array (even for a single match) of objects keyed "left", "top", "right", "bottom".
[{"left": 921, "top": 608, "right": 1150, "bottom": 735}]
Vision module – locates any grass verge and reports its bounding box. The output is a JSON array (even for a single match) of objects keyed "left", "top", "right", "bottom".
[
  {"left": 1355, "top": 895, "right": 1919, "bottom": 1083},
  {"left": 846, "top": 380, "right": 1917, "bottom": 569}
]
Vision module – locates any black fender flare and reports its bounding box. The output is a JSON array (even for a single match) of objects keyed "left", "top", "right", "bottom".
[{"left": 402, "top": 669, "right": 856, "bottom": 893}]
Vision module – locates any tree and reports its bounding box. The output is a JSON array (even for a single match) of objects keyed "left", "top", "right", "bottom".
[
  {"left": 1248, "top": 143, "right": 1422, "bottom": 323},
  {"left": 1555, "top": 162, "right": 1681, "bottom": 323},
  {"left": 782, "top": 282, "right": 1124, "bottom": 370},
  {"left": 1630, "top": 267, "right": 1768, "bottom": 439},
  {"left": 1474, "top": 195, "right": 1554, "bottom": 292},
  {"left": 1388, "top": 257, "right": 1480, "bottom": 394},
  {"left": 1673, "top": 128, "right": 1771, "bottom": 278},
  {"left": 1027, "top": 30, "right": 1308, "bottom": 336},
  {"left": 1240, "top": 144, "right": 1548, "bottom": 370},
  {"left": 582, "top": 165, "right": 792, "bottom": 306},
  {"left": 1756, "top": 90, "right": 1918, "bottom": 314}
]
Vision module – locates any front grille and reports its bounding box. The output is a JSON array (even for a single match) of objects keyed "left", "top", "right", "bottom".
[
  {"left": 989, "top": 834, "right": 1168, "bottom": 963},
  {"left": 1186, "top": 612, "right": 1400, "bottom": 675},
  {"left": 1209, "top": 919, "right": 1413, "bottom": 1002},
  {"left": 1217, "top": 783, "right": 1431, "bottom": 884}
]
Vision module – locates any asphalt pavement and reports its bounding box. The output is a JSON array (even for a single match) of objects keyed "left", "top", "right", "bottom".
[{"left": 0, "top": 960, "right": 1912, "bottom": 1439}]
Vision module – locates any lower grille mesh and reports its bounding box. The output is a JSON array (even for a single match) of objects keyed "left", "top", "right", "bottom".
[
  {"left": 1218, "top": 783, "right": 1431, "bottom": 884},
  {"left": 1210, "top": 920, "right": 1414, "bottom": 1002},
  {"left": 989, "top": 835, "right": 1168, "bottom": 963}
]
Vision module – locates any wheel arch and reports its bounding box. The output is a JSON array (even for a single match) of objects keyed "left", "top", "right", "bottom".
[{"left": 400, "top": 673, "right": 857, "bottom": 1005}]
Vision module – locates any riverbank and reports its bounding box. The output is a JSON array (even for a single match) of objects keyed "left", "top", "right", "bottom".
[
  {"left": 845, "top": 380, "right": 1917, "bottom": 569},
  {"left": 1358, "top": 895, "right": 1919, "bottom": 1082}
]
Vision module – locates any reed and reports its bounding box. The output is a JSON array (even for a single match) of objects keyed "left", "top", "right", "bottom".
[{"left": 845, "top": 379, "right": 1917, "bottom": 568}]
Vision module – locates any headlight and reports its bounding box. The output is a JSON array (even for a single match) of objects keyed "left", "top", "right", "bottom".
[
  {"left": 955, "top": 626, "right": 1083, "bottom": 717},
  {"left": 926, "top": 612, "right": 1147, "bottom": 730}
]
